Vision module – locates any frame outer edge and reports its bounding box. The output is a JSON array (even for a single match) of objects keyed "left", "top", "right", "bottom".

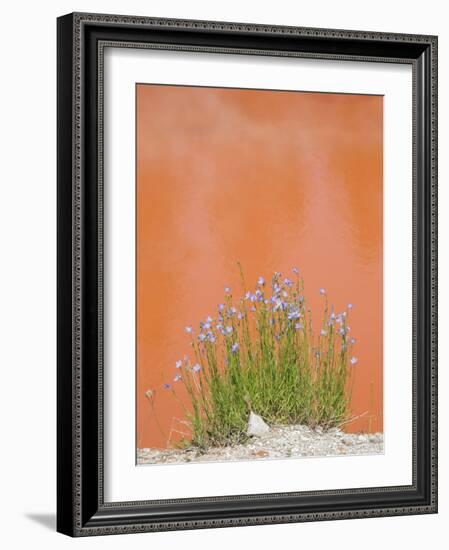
[
  {"left": 71, "top": 11, "right": 436, "bottom": 43},
  {"left": 427, "top": 33, "right": 437, "bottom": 511},
  {"left": 57, "top": 13, "right": 77, "bottom": 537}
]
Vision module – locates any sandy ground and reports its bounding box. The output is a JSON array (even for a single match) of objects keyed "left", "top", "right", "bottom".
[{"left": 137, "top": 424, "right": 384, "bottom": 465}]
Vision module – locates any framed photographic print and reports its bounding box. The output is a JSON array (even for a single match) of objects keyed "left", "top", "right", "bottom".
[{"left": 57, "top": 12, "right": 438, "bottom": 536}]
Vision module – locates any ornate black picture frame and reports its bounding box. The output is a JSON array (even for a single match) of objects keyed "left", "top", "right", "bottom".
[{"left": 57, "top": 12, "right": 438, "bottom": 537}]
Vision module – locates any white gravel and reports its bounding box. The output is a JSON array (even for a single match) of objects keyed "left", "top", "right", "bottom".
[{"left": 137, "top": 424, "right": 384, "bottom": 465}]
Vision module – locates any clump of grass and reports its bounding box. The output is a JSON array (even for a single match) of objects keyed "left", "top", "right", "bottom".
[{"left": 165, "top": 266, "right": 358, "bottom": 449}]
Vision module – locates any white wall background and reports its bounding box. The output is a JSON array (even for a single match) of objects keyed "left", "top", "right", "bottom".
[{"left": 0, "top": 1, "right": 445, "bottom": 547}]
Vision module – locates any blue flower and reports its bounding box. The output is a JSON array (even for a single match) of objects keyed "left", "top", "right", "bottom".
[
  {"left": 185, "top": 326, "right": 193, "bottom": 334},
  {"left": 163, "top": 383, "right": 172, "bottom": 390},
  {"left": 292, "top": 267, "right": 300, "bottom": 275},
  {"left": 175, "top": 360, "right": 182, "bottom": 369},
  {"left": 218, "top": 303, "right": 225, "bottom": 312},
  {"left": 347, "top": 303, "right": 353, "bottom": 310},
  {"left": 192, "top": 363, "right": 201, "bottom": 373},
  {"left": 320, "top": 329, "right": 327, "bottom": 336},
  {"left": 257, "top": 276, "right": 265, "bottom": 286},
  {"left": 295, "top": 323, "right": 303, "bottom": 330},
  {"left": 224, "top": 325, "right": 233, "bottom": 336},
  {"left": 320, "top": 288, "right": 326, "bottom": 295},
  {"left": 224, "top": 286, "right": 231, "bottom": 293},
  {"left": 202, "top": 330, "right": 215, "bottom": 342},
  {"left": 350, "top": 337, "right": 357, "bottom": 345},
  {"left": 350, "top": 357, "right": 358, "bottom": 365},
  {"left": 231, "top": 342, "right": 239, "bottom": 353},
  {"left": 284, "top": 278, "right": 293, "bottom": 287},
  {"left": 273, "top": 298, "right": 286, "bottom": 312},
  {"left": 198, "top": 333, "right": 206, "bottom": 342},
  {"left": 287, "top": 309, "right": 300, "bottom": 320},
  {"left": 174, "top": 374, "right": 182, "bottom": 382}
]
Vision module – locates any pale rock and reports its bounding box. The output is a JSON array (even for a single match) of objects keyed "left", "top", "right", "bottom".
[{"left": 247, "top": 412, "right": 270, "bottom": 437}]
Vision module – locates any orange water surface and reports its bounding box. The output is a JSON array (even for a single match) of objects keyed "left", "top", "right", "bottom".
[{"left": 136, "top": 84, "right": 383, "bottom": 449}]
